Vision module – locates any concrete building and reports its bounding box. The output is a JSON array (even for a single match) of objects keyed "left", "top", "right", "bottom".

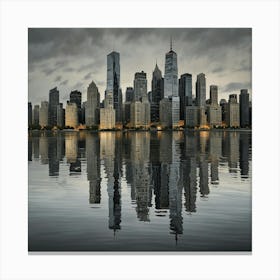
[
  {"left": 207, "top": 85, "right": 222, "bottom": 127},
  {"left": 130, "top": 71, "right": 150, "bottom": 128},
  {"left": 164, "top": 39, "right": 179, "bottom": 127},
  {"left": 239, "top": 89, "right": 250, "bottom": 127},
  {"left": 70, "top": 90, "right": 82, "bottom": 124},
  {"left": 220, "top": 99, "right": 227, "bottom": 124},
  {"left": 159, "top": 97, "right": 172, "bottom": 128},
  {"left": 100, "top": 91, "right": 116, "bottom": 130},
  {"left": 185, "top": 106, "right": 199, "bottom": 128},
  {"left": 226, "top": 94, "right": 240, "bottom": 127},
  {"left": 48, "top": 87, "right": 59, "bottom": 126},
  {"left": 125, "top": 87, "right": 134, "bottom": 102},
  {"left": 65, "top": 102, "right": 78, "bottom": 128},
  {"left": 32, "top": 105, "right": 39, "bottom": 125},
  {"left": 39, "top": 101, "right": 49, "bottom": 128},
  {"left": 107, "top": 51, "right": 122, "bottom": 123},
  {"left": 179, "top": 73, "right": 192, "bottom": 121},
  {"left": 196, "top": 73, "right": 206, "bottom": 108},
  {"left": 28, "top": 102, "right": 32, "bottom": 127},
  {"left": 151, "top": 63, "right": 164, "bottom": 122},
  {"left": 57, "top": 103, "right": 65, "bottom": 128},
  {"left": 86, "top": 80, "right": 100, "bottom": 127}
]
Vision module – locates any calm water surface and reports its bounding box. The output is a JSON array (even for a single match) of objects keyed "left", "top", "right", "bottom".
[{"left": 28, "top": 130, "right": 251, "bottom": 252}]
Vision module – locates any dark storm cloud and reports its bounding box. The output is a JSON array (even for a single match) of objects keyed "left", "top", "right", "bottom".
[{"left": 222, "top": 82, "right": 251, "bottom": 93}]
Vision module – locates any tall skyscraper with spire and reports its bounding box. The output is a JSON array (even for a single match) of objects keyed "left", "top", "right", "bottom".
[
  {"left": 163, "top": 38, "right": 179, "bottom": 127},
  {"left": 106, "top": 51, "right": 122, "bottom": 124}
]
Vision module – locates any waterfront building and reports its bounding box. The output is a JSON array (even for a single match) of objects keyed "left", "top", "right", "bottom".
[
  {"left": 151, "top": 64, "right": 164, "bottom": 122},
  {"left": 65, "top": 102, "right": 78, "bottom": 128},
  {"left": 39, "top": 101, "right": 49, "bottom": 128},
  {"left": 32, "top": 105, "right": 39, "bottom": 125},
  {"left": 130, "top": 71, "right": 150, "bottom": 128},
  {"left": 70, "top": 90, "right": 82, "bottom": 124},
  {"left": 159, "top": 97, "right": 172, "bottom": 128},
  {"left": 226, "top": 94, "right": 240, "bottom": 127},
  {"left": 196, "top": 73, "right": 206, "bottom": 107},
  {"left": 179, "top": 73, "right": 192, "bottom": 121},
  {"left": 100, "top": 91, "right": 115, "bottom": 130},
  {"left": 48, "top": 87, "right": 59, "bottom": 126},
  {"left": 57, "top": 103, "right": 65, "bottom": 128},
  {"left": 164, "top": 40, "right": 179, "bottom": 127},
  {"left": 207, "top": 85, "right": 222, "bottom": 127},
  {"left": 85, "top": 80, "right": 100, "bottom": 127},
  {"left": 220, "top": 99, "right": 227, "bottom": 124},
  {"left": 125, "top": 87, "right": 134, "bottom": 102},
  {"left": 239, "top": 89, "right": 250, "bottom": 127},
  {"left": 185, "top": 106, "right": 199, "bottom": 128},
  {"left": 28, "top": 102, "right": 32, "bottom": 127},
  {"left": 107, "top": 51, "right": 122, "bottom": 123}
]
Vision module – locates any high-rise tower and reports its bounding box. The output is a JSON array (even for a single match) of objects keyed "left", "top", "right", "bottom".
[
  {"left": 48, "top": 87, "right": 59, "bottom": 126},
  {"left": 163, "top": 38, "right": 179, "bottom": 127},
  {"left": 86, "top": 81, "right": 100, "bottom": 127},
  {"left": 106, "top": 51, "right": 122, "bottom": 123}
]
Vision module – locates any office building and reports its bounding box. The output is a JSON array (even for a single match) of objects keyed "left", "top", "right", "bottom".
[
  {"left": 28, "top": 102, "right": 32, "bottom": 127},
  {"left": 125, "top": 87, "right": 134, "bottom": 102},
  {"left": 159, "top": 97, "right": 172, "bottom": 128},
  {"left": 57, "top": 103, "right": 65, "bottom": 128},
  {"left": 32, "top": 105, "right": 39, "bottom": 125},
  {"left": 185, "top": 106, "right": 199, "bottom": 128},
  {"left": 39, "top": 101, "right": 49, "bottom": 128},
  {"left": 107, "top": 51, "right": 122, "bottom": 123},
  {"left": 70, "top": 90, "right": 82, "bottom": 124},
  {"left": 179, "top": 73, "right": 192, "bottom": 120},
  {"left": 196, "top": 73, "right": 206, "bottom": 108},
  {"left": 239, "top": 89, "right": 250, "bottom": 127},
  {"left": 207, "top": 85, "right": 222, "bottom": 127},
  {"left": 100, "top": 91, "right": 115, "bottom": 129},
  {"left": 226, "top": 94, "right": 240, "bottom": 127},
  {"left": 65, "top": 102, "right": 78, "bottom": 128},
  {"left": 48, "top": 87, "right": 59, "bottom": 126},
  {"left": 151, "top": 64, "right": 164, "bottom": 122},
  {"left": 85, "top": 80, "right": 100, "bottom": 127}
]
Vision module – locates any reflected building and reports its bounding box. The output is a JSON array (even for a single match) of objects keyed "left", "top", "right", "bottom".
[
  {"left": 209, "top": 132, "right": 222, "bottom": 184},
  {"left": 48, "top": 136, "right": 59, "bottom": 176},
  {"left": 239, "top": 132, "right": 250, "bottom": 178},
  {"left": 39, "top": 134, "right": 49, "bottom": 164},
  {"left": 32, "top": 135, "right": 40, "bottom": 160},
  {"left": 199, "top": 132, "right": 209, "bottom": 197},
  {"left": 131, "top": 132, "right": 151, "bottom": 221},
  {"left": 228, "top": 132, "right": 240, "bottom": 173},
  {"left": 86, "top": 133, "right": 101, "bottom": 204}
]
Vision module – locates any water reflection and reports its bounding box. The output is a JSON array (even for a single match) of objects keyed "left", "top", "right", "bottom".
[{"left": 28, "top": 130, "right": 251, "bottom": 246}]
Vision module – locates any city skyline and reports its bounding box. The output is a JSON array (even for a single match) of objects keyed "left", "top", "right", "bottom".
[{"left": 28, "top": 28, "right": 252, "bottom": 106}]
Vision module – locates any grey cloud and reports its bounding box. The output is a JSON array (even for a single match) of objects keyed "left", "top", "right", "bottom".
[
  {"left": 64, "top": 67, "right": 75, "bottom": 72},
  {"left": 54, "top": 75, "right": 62, "bottom": 82},
  {"left": 60, "top": 80, "right": 68, "bottom": 86},
  {"left": 212, "top": 66, "right": 224, "bottom": 73},
  {"left": 83, "top": 72, "right": 92, "bottom": 80},
  {"left": 42, "top": 67, "right": 56, "bottom": 76},
  {"left": 222, "top": 82, "right": 251, "bottom": 93},
  {"left": 72, "top": 82, "right": 83, "bottom": 90}
]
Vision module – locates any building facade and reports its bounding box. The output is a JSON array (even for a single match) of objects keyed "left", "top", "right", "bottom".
[
  {"left": 100, "top": 91, "right": 116, "bottom": 130},
  {"left": 159, "top": 97, "right": 172, "bottom": 128},
  {"left": 39, "top": 101, "right": 49, "bottom": 128},
  {"left": 107, "top": 51, "right": 122, "bottom": 123},
  {"left": 48, "top": 87, "right": 59, "bottom": 126},
  {"left": 33, "top": 105, "right": 40, "bottom": 125},
  {"left": 226, "top": 94, "right": 240, "bottom": 127},
  {"left": 57, "top": 103, "right": 65, "bottom": 128},
  {"left": 28, "top": 102, "right": 32, "bottom": 127},
  {"left": 179, "top": 73, "right": 192, "bottom": 121},
  {"left": 86, "top": 81, "right": 100, "bottom": 127},
  {"left": 65, "top": 102, "right": 78, "bottom": 128},
  {"left": 70, "top": 90, "right": 82, "bottom": 124},
  {"left": 207, "top": 85, "right": 222, "bottom": 127},
  {"left": 239, "top": 89, "right": 250, "bottom": 127}
]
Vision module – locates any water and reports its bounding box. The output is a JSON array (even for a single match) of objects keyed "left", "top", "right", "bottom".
[{"left": 28, "top": 130, "right": 252, "bottom": 252}]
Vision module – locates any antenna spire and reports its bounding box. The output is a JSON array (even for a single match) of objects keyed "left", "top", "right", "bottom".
[{"left": 170, "top": 36, "right": 173, "bottom": 51}]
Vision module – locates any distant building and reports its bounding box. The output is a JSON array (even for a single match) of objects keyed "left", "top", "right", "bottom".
[
  {"left": 32, "top": 105, "right": 39, "bottom": 125},
  {"left": 239, "top": 89, "right": 250, "bottom": 127},
  {"left": 164, "top": 40, "right": 179, "bottom": 127},
  {"left": 107, "top": 51, "right": 122, "bottom": 123},
  {"left": 28, "top": 102, "right": 32, "bottom": 127},
  {"left": 39, "top": 101, "right": 49, "bottom": 128},
  {"left": 220, "top": 99, "right": 227, "bottom": 123},
  {"left": 70, "top": 90, "right": 82, "bottom": 124},
  {"left": 151, "top": 63, "right": 164, "bottom": 122},
  {"left": 100, "top": 91, "right": 115, "bottom": 130},
  {"left": 196, "top": 73, "right": 206, "bottom": 108},
  {"left": 185, "top": 106, "right": 199, "bottom": 127},
  {"left": 125, "top": 87, "right": 134, "bottom": 102},
  {"left": 226, "top": 94, "right": 240, "bottom": 127},
  {"left": 48, "top": 87, "right": 59, "bottom": 126},
  {"left": 57, "top": 103, "right": 65, "bottom": 128},
  {"left": 65, "top": 102, "right": 78, "bottom": 128},
  {"left": 130, "top": 71, "right": 150, "bottom": 128},
  {"left": 86, "top": 81, "right": 100, "bottom": 127},
  {"left": 179, "top": 73, "right": 192, "bottom": 121},
  {"left": 159, "top": 97, "right": 172, "bottom": 128},
  {"left": 207, "top": 85, "right": 222, "bottom": 127}
]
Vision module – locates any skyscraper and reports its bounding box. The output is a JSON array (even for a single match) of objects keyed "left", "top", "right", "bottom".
[
  {"left": 134, "top": 71, "right": 147, "bottom": 101},
  {"left": 39, "top": 101, "right": 49, "bottom": 128},
  {"left": 226, "top": 94, "right": 240, "bottom": 127},
  {"left": 164, "top": 39, "right": 179, "bottom": 127},
  {"left": 239, "top": 89, "right": 250, "bottom": 127},
  {"left": 33, "top": 105, "right": 39, "bottom": 125},
  {"left": 196, "top": 73, "right": 206, "bottom": 107},
  {"left": 207, "top": 85, "right": 222, "bottom": 127},
  {"left": 151, "top": 63, "right": 164, "bottom": 122},
  {"left": 100, "top": 91, "right": 115, "bottom": 130},
  {"left": 85, "top": 80, "right": 100, "bottom": 127},
  {"left": 106, "top": 51, "right": 122, "bottom": 123},
  {"left": 57, "top": 103, "right": 65, "bottom": 128},
  {"left": 210, "top": 85, "right": 218, "bottom": 105},
  {"left": 125, "top": 87, "right": 134, "bottom": 103},
  {"left": 179, "top": 73, "right": 192, "bottom": 120},
  {"left": 48, "top": 87, "right": 59, "bottom": 126},
  {"left": 65, "top": 102, "right": 78, "bottom": 128},
  {"left": 70, "top": 90, "right": 82, "bottom": 124},
  {"left": 28, "top": 102, "right": 32, "bottom": 127}
]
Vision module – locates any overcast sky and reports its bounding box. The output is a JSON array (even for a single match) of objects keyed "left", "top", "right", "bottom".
[{"left": 28, "top": 28, "right": 251, "bottom": 106}]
